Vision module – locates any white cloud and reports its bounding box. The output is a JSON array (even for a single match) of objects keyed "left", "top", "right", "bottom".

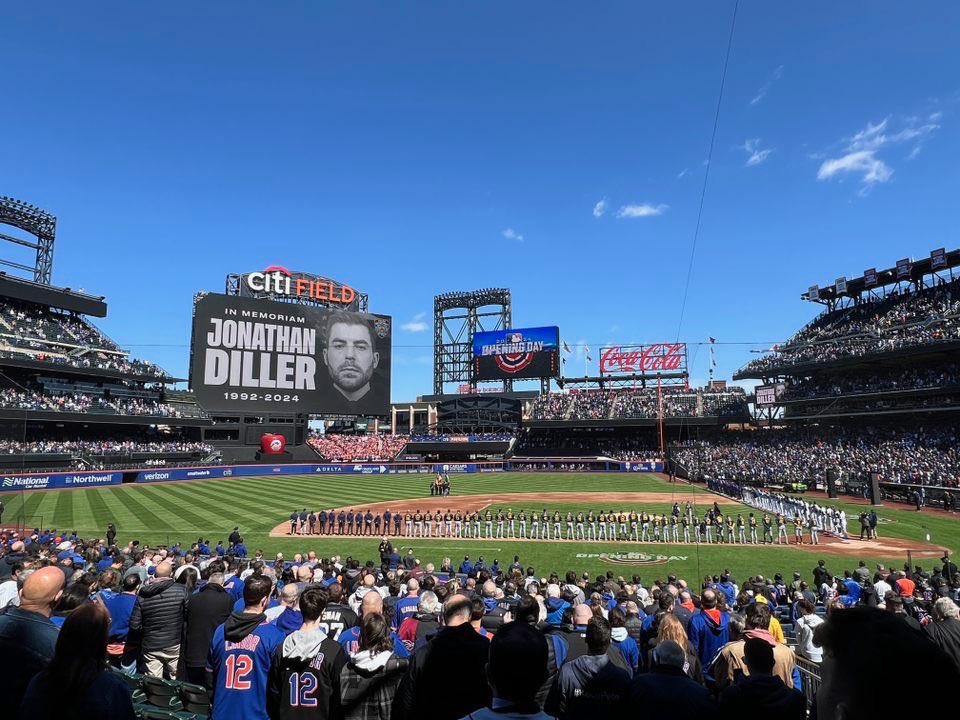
[
  {"left": 817, "top": 114, "right": 940, "bottom": 191},
  {"left": 592, "top": 199, "right": 608, "bottom": 218},
  {"left": 740, "top": 138, "right": 774, "bottom": 167},
  {"left": 400, "top": 312, "right": 428, "bottom": 332},
  {"left": 501, "top": 227, "right": 524, "bottom": 242},
  {"left": 616, "top": 203, "right": 668, "bottom": 218},
  {"left": 677, "top": 168, "right": 689, "bottom": 180},
  {"left": 750, "top": 64, "right": 784, "bottom": 105},
  {"left": 817, "top": 150, "right": 893, "bottom": 186}
]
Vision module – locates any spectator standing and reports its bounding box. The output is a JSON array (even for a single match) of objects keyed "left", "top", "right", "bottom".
[
  {"left": 712, "top": 603, "right": 796, "bottom": 691},
  {"left": 129, "top": 561, "right": 189, "bottom": 679},
  {"left": 545, "top": 616, "right": 631, "bottom": 720},
  {"left": 183, "top": 571, "right": 233, "bottom": 685},
  {"left": 687, "top": 588, "right": 729, "bottom": 682},
  {"left": 101, "top": 573, "right": 141, "bottom": 672},
  {"left": 393, "top": 594, "right": 492, "bottom": 720},
  {"left": 794, "top": 599, "right": 824, "bottom": 663},
  {"left": 340, "top": 613, "right": 408, "bottom": 720},
  {"left": 0, "top": 567, "right": 64, "bottom": 710},
  {"left": 718, "top": 638, "right": 805, "bottom": 718},
  {"left": 208, "top": 575, "right": 285, "bottom": 720},
  {"left": 625, "top": 639, "right": 715, "bottom": 714},
  {"left": 268, "top": 586, "right": 347, "bottom": 720},
  {"left": 18, "top": 602, "right": 136, "bottom": 720},
  {"left": 460, "top": 621, "right": 554, "bottom": 720},
  {"left": 925, "top": 597, "right": 960, "bottom": 675}
]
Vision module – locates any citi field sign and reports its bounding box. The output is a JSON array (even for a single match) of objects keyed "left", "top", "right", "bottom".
[{"left": 245, "top": 265, "right": 356, "bottom": 305}]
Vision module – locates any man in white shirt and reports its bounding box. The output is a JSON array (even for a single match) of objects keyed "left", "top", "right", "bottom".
[{"left": 0, "top": 563, "right": 25, "bottom": 607}]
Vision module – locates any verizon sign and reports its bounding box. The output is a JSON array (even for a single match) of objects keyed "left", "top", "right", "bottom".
[{"left": 599, "top": 343, "right": 687, "bottom": 375}]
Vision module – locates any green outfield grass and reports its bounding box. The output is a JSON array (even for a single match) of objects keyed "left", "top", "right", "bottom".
[{"left": 2, "top": 472, "right": 956, "bottom": 584}]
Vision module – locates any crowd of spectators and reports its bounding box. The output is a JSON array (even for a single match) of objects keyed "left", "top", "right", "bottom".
[
  {"left": 308, "top": 433, "right": 410, "bottom": 462},
  {"left": 782, "top": 365, "right": 960, "bottom": 402},
  {"left": 528, "top": 388, "right": 748, "bottom": 422},
  {"left": 672, "top": 426, "right": 960, "bottom": 488},
  {"left": 741, "top": 279, "right": 960, "bottom": 375},
  {"left": 0, "top": 300, "right": 171, "bottom": 378},
  {"left": 0, "top": 439, "right": 210, "bottom": 456},
  {"left": 409, "top": 433, "right": 514, "bottom": 442},
  {"left": 0, "top": 387, "right": 191, "bottom": 418},
  {"left": 0, "top": 525, "right": 958, "bottom": 719},
  {"left": 515, "top": 431, "right": 658, "bottom": 461}
]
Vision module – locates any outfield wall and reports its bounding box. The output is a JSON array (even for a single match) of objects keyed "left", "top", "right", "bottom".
[{"left": 0, "top": 459, "right": 663, "bottom": 492}]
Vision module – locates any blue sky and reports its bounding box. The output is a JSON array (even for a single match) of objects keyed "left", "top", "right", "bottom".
[{"left": 2, "top": 2, "right": 959, "bottom": 401}]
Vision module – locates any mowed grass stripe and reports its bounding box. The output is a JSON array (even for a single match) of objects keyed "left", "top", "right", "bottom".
[
  {"left": 105, "top": 486, "right": 170, "bottom": 531},
  {"left": 83, "top": 488, "right": 116, "bottom": 533},
  {"left": 161, "top": 484, "right": 273, "bottom": 531},
  {"left": 138, "top": 486, "right": 222, "bottom": 531}
]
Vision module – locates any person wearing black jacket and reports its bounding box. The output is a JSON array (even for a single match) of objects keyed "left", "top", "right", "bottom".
[
  {"left": 268, "top": 586, "right": 347, "bottom": 720},
  {"left": 106, "top": 523, "right": 117, "bottom": 547},
  {"left": 183, "top": 572, "right": 233, "bottom": 685},
  {"left": 624, "top": 640, "right": 715, "bottom": 714},
  {"left": 392, "top": 594, "right": 491, "bottom": 720},
  {"left": 128, "top": 561, "right": 189, "bottom": 679}
]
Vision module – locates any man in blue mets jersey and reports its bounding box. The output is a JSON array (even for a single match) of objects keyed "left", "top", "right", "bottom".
[{"left": 207, "top": 574, "right": 285, "bottom": 720}]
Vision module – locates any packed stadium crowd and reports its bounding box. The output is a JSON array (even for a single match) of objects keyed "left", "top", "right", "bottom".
[
  {"left": 0, "top": 524, "right": 958, "bottom": 720},
  {"left": 1, "top": 300, "right": 171, "bottom": 378},
  {"left": 307, "top": 433, "right": 410, "bottom": 462},
  {"left": 671, "top": 425, "right": 960, "bottom": 489},
  {"left": 781, "top": 364, "right": 960, "bottom": 401},
  {"left": 0, "top": 438, "right": 211, "bottom": 456},
  {"left": 740, "top": 279, "right": 960, "bottom": 374},
  {"left": 0, "top": 387, "right": 190, "bottom": 417},
  {"left": 528, "top": 387, "right": 748, "bottom": 421}
]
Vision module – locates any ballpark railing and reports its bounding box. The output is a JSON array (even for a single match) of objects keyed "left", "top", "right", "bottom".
[{"left": 795, "top": 655, "right": 821, "bottom": 708}]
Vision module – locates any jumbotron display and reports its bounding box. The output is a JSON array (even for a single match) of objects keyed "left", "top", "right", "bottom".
[
  {"left": 472, "top": 326, "right": 560, "bottom": 381},
  {"left": 191, "top": 293, "right": 391, "bottom": 415}
]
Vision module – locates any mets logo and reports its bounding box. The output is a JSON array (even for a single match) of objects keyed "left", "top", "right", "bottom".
[
  {"left": 374, "top": 318, "right": 391, "bottom": 339},
  {"left": 495, "top": 332, "right": 536, "bottom": 375}
]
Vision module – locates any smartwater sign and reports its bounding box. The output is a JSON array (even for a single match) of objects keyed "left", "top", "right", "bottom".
[{"left": 0, "top": 472, "right": 122, "bottom": 492}]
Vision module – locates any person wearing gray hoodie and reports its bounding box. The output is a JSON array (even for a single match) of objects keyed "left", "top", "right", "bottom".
[
  {"left": 545, "top": 616, "right": 631, "bottom": 720},
  {"left": 268, "top": 586, "right": 347, "bottom": 720}
]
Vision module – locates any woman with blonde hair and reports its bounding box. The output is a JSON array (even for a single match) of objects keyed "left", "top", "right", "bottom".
[{"left": 651, "top": 612, "right": 703, "bottom": 683}]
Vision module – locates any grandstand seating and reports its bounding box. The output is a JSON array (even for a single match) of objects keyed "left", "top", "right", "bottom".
[
  {"left": 528, "top": 386, "right": 749, "bottom": 421},
  {"left": 1, "top": 299, "right": 171, "bottom": 378},
  {"left": 739, "top": 277, "right": 960, "bottom": 376},
  {"left": 307, "top": 432, "right": 409, "bottom": 461}
]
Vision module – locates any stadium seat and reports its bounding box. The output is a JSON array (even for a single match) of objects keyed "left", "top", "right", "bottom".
[
  {"left": 111, "top": 667, "right": 147, "bottom": 701},
  {"left": 141, "top": 676, "right": 184, "bottom": 711},
  {"left": 177, "top": 683, "right": 211, "bottom": 717},
  {"left": 136, "top": 707, "right": 197, "bottom": 720}
]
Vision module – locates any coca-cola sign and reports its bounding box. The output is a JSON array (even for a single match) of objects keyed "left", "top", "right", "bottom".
[{"left": 599, "top": 343, "right": 687, "bottom": 375}]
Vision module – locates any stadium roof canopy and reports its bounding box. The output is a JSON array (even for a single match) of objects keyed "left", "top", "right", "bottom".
[{"left": 802, "top": 248, "right": 960, "bottom": 306}]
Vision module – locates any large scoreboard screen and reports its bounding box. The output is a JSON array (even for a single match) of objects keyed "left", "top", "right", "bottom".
[{"left": 472, "top": 326, "right": 560, "bottom": 381}]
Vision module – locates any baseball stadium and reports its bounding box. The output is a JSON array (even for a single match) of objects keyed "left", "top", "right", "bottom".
[{"left": 3, "top": 5, "right": 960, "bottom": 720}]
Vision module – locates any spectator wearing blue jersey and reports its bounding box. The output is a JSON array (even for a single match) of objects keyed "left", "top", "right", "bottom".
[
  {"left": 207, "top": 574, "right": 285, "bottom": 720},
  {"left": 234, "top": 538, "right": 248, "bottom": 558},
  {"left": 459, "top": 556, "right": 473, "bottom": 575},
  {"left": 393, "top": 578, "right": 420, "bottom": 630},
  {"left": 608, "top": 607, "right": 639, "bottom": 674},
  {"left": 339, "top": 589, "right": 410, "bottom": 659},
  {"left": 216, "top": 541, "right": 225, "bottom": 557}
]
